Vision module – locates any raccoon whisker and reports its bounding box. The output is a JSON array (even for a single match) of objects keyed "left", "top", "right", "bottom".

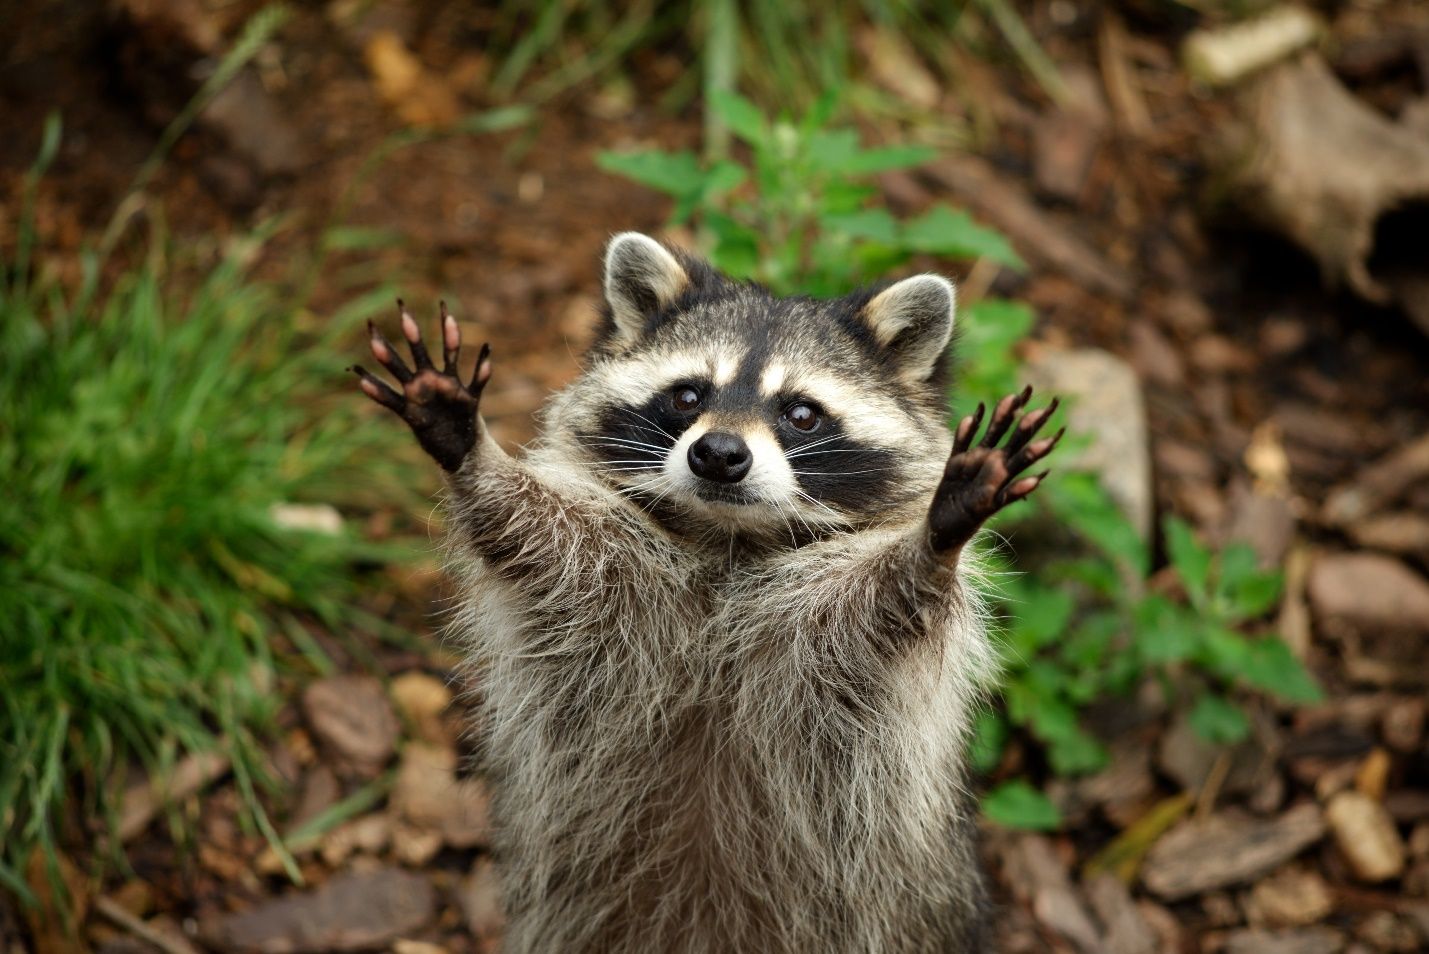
[
  {"left": 625, "top": 411, "right": 678, "bottom": 443},
  {"left": 790, "top": 468, "right": 894, "bottom": 478},
  {"left": 792, "top": 488, "right": 846, "bottom": 525},
  {"left": 782, "top": 436, "right": 844, "bottom": 456},
  {"left": 592, "top": 436, "right": 669, "bottom": 452},
  {"left": 592, "top": 459, "right": 667, "bottom": 467}
]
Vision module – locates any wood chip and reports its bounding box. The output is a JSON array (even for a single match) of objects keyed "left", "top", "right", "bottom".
[{"left": 1143, "top": 804, "right": 1325, "bottom": 900}]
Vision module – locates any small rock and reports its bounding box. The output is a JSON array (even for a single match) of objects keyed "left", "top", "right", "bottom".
[
  {"left": 391, "top": 822, "right": 443, "bottom": 867},
  {"left": 1024, "top": 348, "right": 1153, "bottom": 540},
  {"left": 201, "top": 69, "right": 304, "bottom": 176},
  {"left": 1325, "top": 790, "right": 1406, "bottom": 882},
  {"left": 1355, "top": 911, "right": 1421, "bottom": 952},
  {"left": 1084, "top": 873, "right": 1156, "bottom": 954},
  {"left": 1033, "top": 887, "right": 1103, "bottom": 953},
  {"left": 1222, "top": 927, "right": 1345, "bottom": 954},
  {"left": 200, "top": 868, "right": 436, "bottom": 953},
  {"left": 288, "top": 765, "right": 340, "bottom": 833},
  {"left": 269, "top": 503, "right": 342, "bottom": 535},
  {"left": 1308, "top": 552, "right": 1429, "bottom": 636},
  {"left": 1245, "top": 866, "right": 1333, "bottom": 927},
  {"left": 1143, "top": 804, "right": 1325, "bottom": 900},
  {"left": 459, "top": 857, "right": 504, "bottom": 946},
  {"left": 1381, "top": 698, "right": 1425, "bottom": 753},
  {"left": 302, "top": 676, "right": 399, "bottom": 775},
  {"left": 390, "top": 672, "right": 453, "bottom": 745},
  {"left": 392, "top": 742, "right": 490, "bottom": 848},
  {"left": 319, "top": 813, "right": 391, "bottom": 867}
]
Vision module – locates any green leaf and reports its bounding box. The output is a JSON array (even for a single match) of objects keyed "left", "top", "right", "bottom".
[
  {"left": 595, "top": 149, "right": 706, "bottom": 198},
  {"left": 982, "top": 780, "right": 1061, "bottom": 831},
  {"left": 1006, "top": 583, "right": 1074, "bottom": 655},
  {"left": 1165, "top": 516, "right": 1211, "bottom": 606},
  {"left": 1042, "top": 473, "right": 1149, "bottom": 577},
  {"left": 1188, "top": 694, "right": 1250, "bottom": 745},
  {"left": 704, "top": 212, "right": 761, "bottom": 279},
  {"left": 804, "top": 129, "right": 862, "bottom": 172},
  {"left": 701, "top": 160, "right": 748, "bottom": 198},
  {"left": 710, "top": 90, "right": 768, "bottom": 147},
  {"left": 1133, "top": 594, "right": 1201, "bottom": 665},
  {"left": 1196, "top": 627, "right": 1252, "bottom": 681},
  {"left": 820, "top": 209, "right": 899, "bottom": 245},
  {"left": 832, "top": 144, "right": 937, "bottom": 174},
  {"left": 1046, "top": 725, "right": 1109, "bottom": 775},
  {"left": 903, "top": 206, "right": 1024, "bottom": 269},
  {"left": 969, "top": 710, "right": 1009, "bottom": 775},
  {"left": 1239, "top": 638, "right": 1322, "bottom": 703},
  {"left": 1216, "top": 542, "right": 1282, "bottom": 619}
]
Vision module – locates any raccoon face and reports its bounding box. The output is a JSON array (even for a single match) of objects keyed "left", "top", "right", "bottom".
[{"left": 555, "top": 233, "right": 956, "bottom": 541}]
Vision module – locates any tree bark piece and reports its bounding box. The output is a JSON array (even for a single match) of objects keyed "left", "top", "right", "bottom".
[{"left": 1210, "top": 53, "right": 1429, "bottom": 331}]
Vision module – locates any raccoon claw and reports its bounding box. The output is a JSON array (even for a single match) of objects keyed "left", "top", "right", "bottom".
[
  {"left": 353, "top": 300, "right": 491, "bottom": 473},
  {"left": 928, "top": 387, "right": 1062, "bottom": 554}
]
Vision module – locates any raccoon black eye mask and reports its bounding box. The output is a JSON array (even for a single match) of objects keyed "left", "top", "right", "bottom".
[{"left": 351, "top": 232, "right": 1059, "bottom": 954}]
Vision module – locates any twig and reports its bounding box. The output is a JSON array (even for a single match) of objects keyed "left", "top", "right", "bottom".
[
  {"left": 1098, "top": 14, "right": 1151, "bottom": 137},
  {"left": 1195, "top": 752, "right": 1232, "bottom": 820},
  {"left": 95, "top": 897, "right": 201, "bottom": 954}
]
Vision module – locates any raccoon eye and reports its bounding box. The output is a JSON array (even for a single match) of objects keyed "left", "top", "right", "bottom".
[
  {"left": 784, "top": 403, "right": 820, "bottom": 432},
  {"left": 672, "top": 386, "right": 703, "bottom": 412}
]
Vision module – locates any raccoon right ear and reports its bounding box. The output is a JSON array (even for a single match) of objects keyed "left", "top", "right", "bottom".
[
  {"left": 602, "top": 232, "right": 691, "bottom": 347},
  {"left": 859, "top": 274, "right": 956, "bottom": 384}
]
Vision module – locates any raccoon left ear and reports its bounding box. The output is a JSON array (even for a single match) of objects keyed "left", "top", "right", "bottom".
[
  {"left": 602, "top": 232, "right": 691, "bottom": 347},
  {"left": 859, "top": 274, "right": 956, "bottom": 383}
]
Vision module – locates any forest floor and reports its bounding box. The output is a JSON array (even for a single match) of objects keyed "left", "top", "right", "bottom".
[{"left": 2, "top": 1, "right": 1428, "bottom": 952}]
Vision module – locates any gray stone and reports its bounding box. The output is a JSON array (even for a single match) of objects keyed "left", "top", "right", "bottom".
[{"left": 1024, "top": 348, "right": 1152, "bottom": 540}]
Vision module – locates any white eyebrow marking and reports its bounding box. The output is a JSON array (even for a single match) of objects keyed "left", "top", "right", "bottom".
[
  {"left": 713, "top": 355, "right": 738, "bottom": 386},
  {"left": 760, "top": 363, "right": 786, "bottom": 396}
]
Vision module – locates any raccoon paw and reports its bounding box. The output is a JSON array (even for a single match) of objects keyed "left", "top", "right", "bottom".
[
  {"left": 350, "top": 300, "right": 492, "bottom": 472},
  {"left": 927, "top": 386, "right": 1062, "bottom": 554}
]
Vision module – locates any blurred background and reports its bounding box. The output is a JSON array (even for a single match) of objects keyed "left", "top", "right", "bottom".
[{"left": 2, "top": 1, "right": 1428, "bottom": 951}]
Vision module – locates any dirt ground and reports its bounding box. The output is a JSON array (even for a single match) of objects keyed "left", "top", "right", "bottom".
[{"left": 3, "top": 1, "right": 1429, "bottom": 952}]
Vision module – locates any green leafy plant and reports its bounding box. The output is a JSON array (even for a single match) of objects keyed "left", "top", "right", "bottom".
[
  {"left": 600, "top": 91, "right": 1020, "bottom": 298},
  {"left": 977, "top": 498, "right": 1321, "bottom": 828},
  {"left": 602, "top": 93, "right": 1321, "bottom": 834},
  {"left": 0, "top": 121, "right": 416, "bottom": 900}
]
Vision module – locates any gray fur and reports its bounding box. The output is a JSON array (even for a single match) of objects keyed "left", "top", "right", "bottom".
[{"left": 443, "top": 235, "right": 997, "bottom": 953}]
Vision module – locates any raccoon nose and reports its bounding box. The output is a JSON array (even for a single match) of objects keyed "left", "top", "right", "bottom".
[{"left": 688, "top": 431, "right": 752, "bottom": 484}]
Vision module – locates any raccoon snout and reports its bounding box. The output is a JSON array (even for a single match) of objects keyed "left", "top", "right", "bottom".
[{"left": 688, "top": 432, "right": 752, "bottom": 484}]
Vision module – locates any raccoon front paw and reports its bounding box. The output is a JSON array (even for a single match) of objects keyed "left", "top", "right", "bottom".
[
  {"left": 927, "top": 386, "right": 1062, "bottom": 554},
  {"left": 350, "top": 300, "right": 492, "bottom": 473}
]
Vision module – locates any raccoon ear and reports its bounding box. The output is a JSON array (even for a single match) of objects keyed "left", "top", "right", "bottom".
[
  {"left": 602, "top": 232, "right": 690, "bottom": 346},
  {"left": 859, "top": 274, "right": 956, "bottom": 383}
]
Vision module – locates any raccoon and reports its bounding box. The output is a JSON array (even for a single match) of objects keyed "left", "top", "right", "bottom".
[{"left": 352, "top": 233, "right": 1061, "bottom": 953}]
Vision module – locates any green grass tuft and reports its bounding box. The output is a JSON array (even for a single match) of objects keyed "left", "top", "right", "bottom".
[{"left": 0, "top": 210, "right": 413, "bottom": 900}]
